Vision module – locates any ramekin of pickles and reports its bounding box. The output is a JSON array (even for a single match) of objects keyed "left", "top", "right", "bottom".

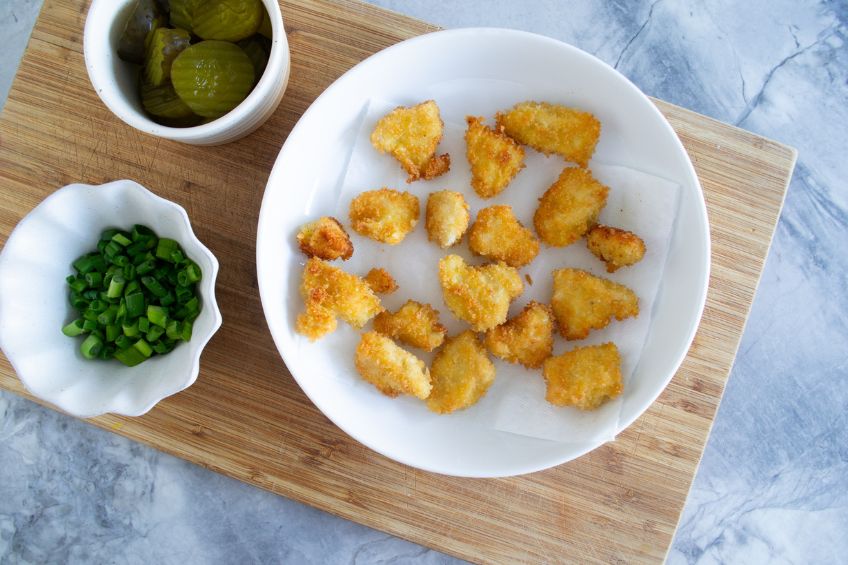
[{"left": 84, "top": 0, "right": 289, "bottom": 144}]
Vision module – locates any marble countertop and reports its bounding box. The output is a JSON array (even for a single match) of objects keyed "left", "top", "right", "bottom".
[{"left": 2, "top": 1, "right": 846, "bottom": 563}]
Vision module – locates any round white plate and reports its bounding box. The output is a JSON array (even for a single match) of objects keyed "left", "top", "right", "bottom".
[{"left": 256, "top": 28, "right": 710, "bottom": 477}]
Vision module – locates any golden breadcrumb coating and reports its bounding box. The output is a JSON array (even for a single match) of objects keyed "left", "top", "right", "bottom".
[
  {"left": 425, "top": 190, "right": 470, "bottom": 248},
  {"left": 349, "top": 188, "right": 419, "bottom": 245},
  {"left": 295, "top": 258, "right": 383, "bottom": 341},
  {"left": 534, "top": 167, "right": 609, "bottom": 247},
  {"left": 438, "top": 255, "right": 523, "bottom": 332},
  {"left": 484, "top": 301, "right": 554, "bottom": 369},
  {"left": 495, "top": 101, "right": 601, "bottom": 167},
  {"left": 373, "top": 300, "right": 446, "bottom": 352},
  {"left": 468, "top": 205, "right": 540, "bottom": 268},
  {"left": 370, "top": 100, "right": 450, "bottom": 182},
  {"left": 543, "top": 343, "right": 623, "bottom": 409},
  {"left": 364, "top": 268, "right": 398, "bottom": 294},
  {"left": 355, "top": 332, "right": 431, "bottom": 399},
  {"left": 586, "top": 225, "right": 646, "bottom": 272},
  {"left": 427, "top": 331, "right": 496, "bottom": 414},
  {"left": 465, "top": 116, "right": 525, "bottom": 198},
  {"left": 550, "top": 268, "right": 638, "bottom": 340},
  {"left": 296, "top": 216, "right": 353, "bottom": 261}
]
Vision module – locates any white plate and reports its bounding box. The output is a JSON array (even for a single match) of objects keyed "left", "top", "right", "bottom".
[{"left": 256, "top": 28, "right": 710, "bottom": 477}]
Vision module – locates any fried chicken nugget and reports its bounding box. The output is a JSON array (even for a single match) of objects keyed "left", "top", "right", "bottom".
[
  {"left": 438, "top": 255, "right": 523, "bottom": 332},
  {"left": 296, "top": 216, "right": 353, "bottom": 261},
  {"left": 427, "top": 331, "right": 496, "bottom": 414},
  {"left": 551, "top": 268, "right": 638, "bottom": 340},
  {"left": 355, "top": 332, "right": 431, "bottom": 399},
  {"left": 370, "top": 100, "right": 450, "bottom": 182},
  {"left": 465, "top": 116, "right": 525, "bottom": 198},
  {"left": 469, "top": 205, "right": 540, "bottom": 268},
  {"left": 495, "top": 101, "right": 601, "bottom": 167},
  {"left": 349, "top": 188, "right": 419, "bottom": 245},
  {"left": 543, "top": 343, "right": 623, "bottom": 409},
  {"left": 425, "top": 190, "right": 470, "bottom": 248},
  {"left": 534, "top": 167, "right": 609, "bottom": 247},
  {"left": 364, "top": 268, "right": 398, "bottom": 294},
  {"left": 484, "top": 301, "right": 554, "bottom": 369},
  {"left": 373, "top": 300, "right": 446, "bottom": 351},
  {"left": 587, "top": 225, "right": 646, "bottom": 272},
  {"left": 296, "top": 258, "right": 383, "bottom": 341}
]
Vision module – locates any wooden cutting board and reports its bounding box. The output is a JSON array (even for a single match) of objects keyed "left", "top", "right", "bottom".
[{"left": 0, "top": 0, "right": 796, "bottom": 562}]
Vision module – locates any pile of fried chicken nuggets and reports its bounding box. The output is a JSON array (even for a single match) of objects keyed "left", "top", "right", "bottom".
[{"left": 295, "top": 100, "right": 648, "bottom": 414}]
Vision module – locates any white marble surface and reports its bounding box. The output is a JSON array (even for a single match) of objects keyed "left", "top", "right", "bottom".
[{"left": 1, "top": 1, "right": 846, "bottom": 563}]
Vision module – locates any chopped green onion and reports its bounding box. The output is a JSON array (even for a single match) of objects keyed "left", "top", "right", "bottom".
[
  {"left": 64, "top": 225, "right": 202, "bottom": 366},
  {"left": 146, "top": 325, "right": 165, "bottom": 341},
  {"left": 155, "top": 238, "right": 179, "bottom": 262},
  {"left": 112, "top": 232, "right": 132, "bottom": 246},
  {"left": 107, "top": 275, "right": 126, "bottom": 299},
  {"left": 122, "top": 320, "right": 139, "bottom": 337},
  {"left": 80, "top": 334, "right": 103, "bottom": 359},
  {"left": 62, "top": 319, "right": 86, "bottom": 337},
  {"left": 147, "top": 305, "right": 168, "bottom": 328}
]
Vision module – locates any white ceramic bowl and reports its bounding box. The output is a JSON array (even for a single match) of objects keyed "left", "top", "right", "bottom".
[
  {"left": 0, "top": 180, "right": 222, "bottom": 417},
  {"left": 257, "top": 28, "right": 710, "bottom": 477},
  {"left": 84, "top": 0, "right": 290, "bottom": 145}
]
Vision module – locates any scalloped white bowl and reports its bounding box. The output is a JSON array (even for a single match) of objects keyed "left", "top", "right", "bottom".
[{"left": 0, "top": 180, "right": 222, "bottom": 418}]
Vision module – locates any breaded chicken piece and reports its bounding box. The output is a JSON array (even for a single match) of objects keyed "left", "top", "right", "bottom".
[
  {"left": 543, "top": 343, "right": 623, "bottom": 409},
  {"left": 373, "top": 299, "right": 446, "bottom": 352},
  {"left": 438, "top": 255, "right": 523, "bottom": 332},
  {"left": 495, "top": 101, "right": 601, "bottom": 167},
  {"left": 296, "top": 216, "right": 353, "bottom": 261},
  {"left": 587, "top": 225, "right": 646, "bottom": 272},
  {"left": 484, "top": 301, "right": 554, "bottom": 369},
  {"left": 296, "top": 258, "right": 383, "bottom": 340},
  {"left": 355, "top": 332, "right": 431, "bottom": 399},
  {"left": 425, "top": 190, "right": 470, "bottom": 248},
  {"left": 427, "top": 331, "right": 496, "bottom": 414},
  {"left": 364, "top": 268, "right": 398, "bottom": 294},
  {"left": 349, "top": 188, "right": 419, "bottom": 244},
  {"left": 370, "top": 100, "right": 450, "bottom": 182},
  {"left": 534, "top": 167, "right": 609, "bottom": 247},
  {"left": 551, "top": 268, "right": 638, "bottom": 340},
  {"left": 469, "top": 205, "right": 540, "bottom": 268},
  {"left": 465, "top": 116, "right": 525, "bottom": 198}
]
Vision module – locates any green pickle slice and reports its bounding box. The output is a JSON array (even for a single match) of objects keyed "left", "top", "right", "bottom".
[
  {"left": 192, "top": 0, "right": 264, "bottom": 42},
  {"left": 144, "top": 27, "right": 191, "bottom": 87},
  {"left": 141, "top": 80, "right": 195, "bottom": 119},
  {"left": 118, "top": 0, "right": 166, "bottom": 64},
  {"left": 257, "top": 9, "right": 273, "bottom": 39},
  {"left": 171, "top": 40, "right": 255, "bottom": 119},
  {"left": 169, "top": 0, "right": 202, "bottom": 33},
  {"left": 237, "top": 37, "right": 269, "bottom": 85}
]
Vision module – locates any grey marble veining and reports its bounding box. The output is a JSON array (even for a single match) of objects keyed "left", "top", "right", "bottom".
[{"left": 2, "top": 1, "right": 846, "bottom": 563}]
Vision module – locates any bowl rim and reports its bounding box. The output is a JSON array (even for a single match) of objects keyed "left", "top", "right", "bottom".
[
  {"left": 83, "top": 0, "right": 289, "bottom": 142},
  {"left": 0, "top": 179, "right": 223, "bottom": 418},
  {"left": 256, "top": 27, "right": 711, "bottom": 477}
]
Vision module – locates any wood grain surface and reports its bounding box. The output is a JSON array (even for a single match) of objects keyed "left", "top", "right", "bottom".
[{"left": 0, "top": 0, "right": 796, "bottom": 562}]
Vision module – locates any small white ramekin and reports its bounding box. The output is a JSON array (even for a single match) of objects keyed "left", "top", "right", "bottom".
[
  {"left": 0, "top": 180, "right": 222, "bottom": 418},
  {"left": 83, "top": 0, "right": 290, "bottom": 145}
]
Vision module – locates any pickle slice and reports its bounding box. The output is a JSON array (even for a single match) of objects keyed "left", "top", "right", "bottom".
[
  {"left": 258, "top": 8, "right": 272, "bottom": 39},
  {"left": 237, "top": 37, "right": 269, "bottom": 85},
  {"left": 144, "top": 27, "right": 191, "bottom": 87},
  {"left": 140, "top": 80, "right": 195, "bottom": 119},
  {"left": 171, "top": 40, "right": 255, "bottom": 119},
  {"left": 192, "top": 0, "right": 264, "bottom": 42},
  {"left": 169, "top": 0, "right": 201, "bottom": 33},
  {"left": 117, "top": 0, "right": 166, "bottom": 64}
]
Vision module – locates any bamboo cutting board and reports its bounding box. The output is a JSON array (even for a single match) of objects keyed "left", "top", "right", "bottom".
[{"left": 0, "top": 0, "right": 796, "bottom": 562}]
